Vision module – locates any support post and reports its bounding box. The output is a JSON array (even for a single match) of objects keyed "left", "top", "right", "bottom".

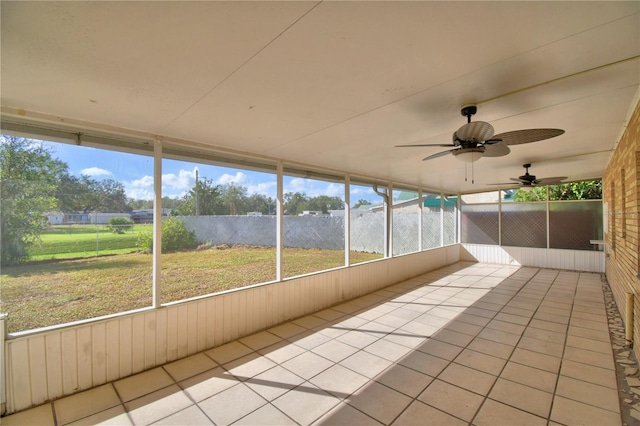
[
  {"left": 152, "top": 138, "right": 162, "bottom": 308},
  {"left": 276, "top": 162, "right": 283, "bottom": 281},
  {"left": 373, "top": 184, "right": 391, "bottom": 257},
  {"left": 344, "top": 175, "right": 351, "bottom": 266}
]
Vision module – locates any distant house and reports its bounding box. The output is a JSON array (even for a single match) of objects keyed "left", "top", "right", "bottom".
[
  {"left": 47, "top": 212, "right": 131, "bottom": 225},
  {"left": 129, "top": 208, "right": 171, "bottom": 224}
]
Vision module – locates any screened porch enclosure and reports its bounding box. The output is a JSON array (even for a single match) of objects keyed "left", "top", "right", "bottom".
[
  {"left": 0, "top": 129, "right": 606, "bottom": 417},
  {"left": 0, "top": 131, "right": 604, "bottom": 335}
]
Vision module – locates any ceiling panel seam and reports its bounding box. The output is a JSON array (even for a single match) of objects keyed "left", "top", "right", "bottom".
[{"left": 156, "top": 1, "right": 323, "bottom": 135}]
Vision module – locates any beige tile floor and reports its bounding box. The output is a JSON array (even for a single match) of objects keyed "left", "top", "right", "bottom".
[{"left": 3, "top": 262, "right": 623, "bottom": 425}]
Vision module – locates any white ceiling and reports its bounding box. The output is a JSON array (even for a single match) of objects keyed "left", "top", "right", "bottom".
[{"left": 1, "top": 1, "right": 639, "bottom": 194}]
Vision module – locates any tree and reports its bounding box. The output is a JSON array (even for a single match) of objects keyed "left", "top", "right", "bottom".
[
  {"left": 245, "top": 193, "right": 276, "bottom": 215},
  {"left": 128, "top": 196, "right": 184, "bottom": 211},
  {"left": 513, "top": 180, "right": 602, "bottom": 202},
  {"left": 550, "top": 180, "right": 602, "bottom": 200},
  {"left": 353, "top": 199, "right": 372, "bottom": 209},
  {"left": 220, "top": 183, "right": 248, "bottom": 215},
  {"left": 171, "top": 177, "right": 223, "bottom": 216},
  {"left": 128, "top": 198, "right": 153, "bottom": 211},
  {"left": 94, "top": 179, "right": 129, "bottom": 212},
  {"left": 57, "top": 175, "right": 129, "bottom": 213},
  {"left": 283, "top": 192, "right": 308, "bottom": 215},
  {"left": 56, "top": 174, "right": 93, "bottom": 212},
  {"left": 283, "top": 192, "right": 345, "bottom": 215},
  {"left": 303, "top": 195, "right": 344, "bottom": 213},
  {"left": 0, "top": 135, "right": 66, "bottom": 265}
]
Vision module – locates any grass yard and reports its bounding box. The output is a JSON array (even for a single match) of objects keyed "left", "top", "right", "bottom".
[
  {"left": 27, "top": 224, "right": 148, "bottom": 260},
  {"left": 1, "top": 247, "right": 380, "bottom": 333}
]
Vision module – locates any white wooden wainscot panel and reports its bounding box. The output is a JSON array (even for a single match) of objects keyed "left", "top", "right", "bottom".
[
  {"left": 105, "top": 320, "right": 120, "bottom": 382},
  {"left": 526, "top": 248, "right": 548, "bottom": 268},
  {"left": 461, "top": 244, "right": 604, "bottom": 272},
  {"left": 45, "top": 333, "right": 63, "bottom": 399},
  {"left": 7, "top": 339, "right": 30, "bottom": 413},
  {"left": 28, "top": 335, "right": 48, "bottom": 406},
  {"left": 176, "top": 304, "right": 189, "bottom": 359},
  {"left": 186, "top": 303, "right": 199, "bottom": 356},
  {"left": 118, "top": 316, "right": 133, "bottom": 377},
  {"left": 232, "top": 290, "right": 242, "bottom": 339},
  {"left": 77, "top": 326, "right": 92, "bottom": 391},
  {"left": 214, "top": 296, "right": 224, "bottom": 347},
  {"left": 61, "top": 329, "right": 78, "bottom": 395},
  {"left": 131, "top": 314, "right": 146, "bottom": 373},
  {"left": 268, "top": 284, "right": 280, "bottom": 327},
  {"left": 91, "top": 322, "right": 107, "bottom": 386},
  {"left": 236, "top": 292, "right": 247, "bottom": 340},
  {"left": 144, "top": 311, "right": 158, "bottom": 369},
  {"left": 166, "top": 307, "right": 179, "bottom": 362},
  {"left": 156, "top": 309, "right": 168, "bottom": 366},
  {"left": 574, "top": 250, "right": 605, "bottom": 272},
  {"left": 547, "top": 249, "right": 571, "bottom": 270}
]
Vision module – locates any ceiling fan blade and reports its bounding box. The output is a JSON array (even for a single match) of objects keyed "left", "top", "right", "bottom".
[
  {"left": 510, "top": 177, "right": 530, "bottom": 183},
  {"left": 488, "top": 182, "right": 518, "bottom": 186},
  {"left": 536, "top": 176, "right": 568, "bottom": 184},
  {"left": 492, "top": 129, "right": 565, "bottom": 146},
  {"left": 482, "top": 141, "right": 511, "bottom": 157},
  {"left": 456, "top": 121, "right": 494, "bottom": 142},
  {"left": 395, "top": 143, "right": 455, "bottom": 148},
  {"left": 422, "top": 149, "right": 454, "bottom": 161}
]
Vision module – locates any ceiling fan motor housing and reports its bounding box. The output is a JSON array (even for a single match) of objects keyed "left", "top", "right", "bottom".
[
  {"left": 460, "top": 105, "right": 478, "bottom": 119},
  {"left": 520, "top": 163, "right": 536, "bottom": 182}
]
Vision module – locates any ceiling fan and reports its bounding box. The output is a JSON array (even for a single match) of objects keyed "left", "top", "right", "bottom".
[
  {"left": 396, "top": 105, "right": 565, "bottom": 162},
  {"left": 490, "top": 163, "right": 567, "bottom": 190}
]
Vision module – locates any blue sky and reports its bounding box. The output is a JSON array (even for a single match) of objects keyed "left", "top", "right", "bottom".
[{"left": 43, "top": 139, "right": 379, "bottom": 203}]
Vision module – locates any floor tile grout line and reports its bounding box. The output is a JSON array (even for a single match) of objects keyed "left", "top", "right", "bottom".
[
  {"left": 167, "top": 357, "right": 241, "bottom": 426},
  {"left": 384, "top": 266, "right": 532, "bottom": 426},
  {"left": 109, "top": 378, "right": 137, "bottom": 426},
  {"left": 545, "top": 272, "right": 623, "bottom": 417},
  {"left": 538, "top": 272, "right": 580, "bottom": 425},
  {"left": 279, "top": 265, "right": 506, "bottom": 425},
  {"left": 468, "top": 268, "right": 568, "bottom": 425}
]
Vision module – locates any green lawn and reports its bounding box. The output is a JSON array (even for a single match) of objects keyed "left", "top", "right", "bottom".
[
  {"left": 1, "top": 246, "right": 380, "bottom": 333},
  {"left": 27, "top": 224, "right": 148, "bottom": 260}
]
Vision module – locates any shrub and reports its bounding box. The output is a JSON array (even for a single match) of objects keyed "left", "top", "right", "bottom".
[
  {"left": 108, "top": 217, "right": 134, "bottom": 234},
  {"left": 137, "top": 230, "right": 153, "bottom": 253},
  {"left": 137, "top": 217, "right": 198, "bottom": 253}
]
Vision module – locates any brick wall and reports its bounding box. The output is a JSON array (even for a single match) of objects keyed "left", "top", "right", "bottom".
[{"left": 604, "top": 98, "right": 640, "bottom": 358}]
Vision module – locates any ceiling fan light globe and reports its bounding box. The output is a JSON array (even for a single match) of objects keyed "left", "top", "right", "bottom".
[{"left": 520, "top": 185, "right": 535, "bottom": 192}]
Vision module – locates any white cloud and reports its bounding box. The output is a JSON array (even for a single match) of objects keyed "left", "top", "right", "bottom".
[
  {"left": 323, "top": 183, "right": 344, "bottom": 198},
  {"left": 286, "top": 178, "right": 308, "bottom": 193},
  {"left": 81, "top": 167, "right": 113, "bottom": 177},
  {"left": 126, "top": 188, "right": 155, "bottom": 200},
  {"left": 131, "top": 175, "right": 154, "bottom": 188},
  {"left": 247, "top": 181, "right": 277, "bottom": 197},
  {"left": 162, "top": 167, "right": 197, "bottom": 192},
  {"left": 218, "top": 172, "right": 247, "bottom": 186}
]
